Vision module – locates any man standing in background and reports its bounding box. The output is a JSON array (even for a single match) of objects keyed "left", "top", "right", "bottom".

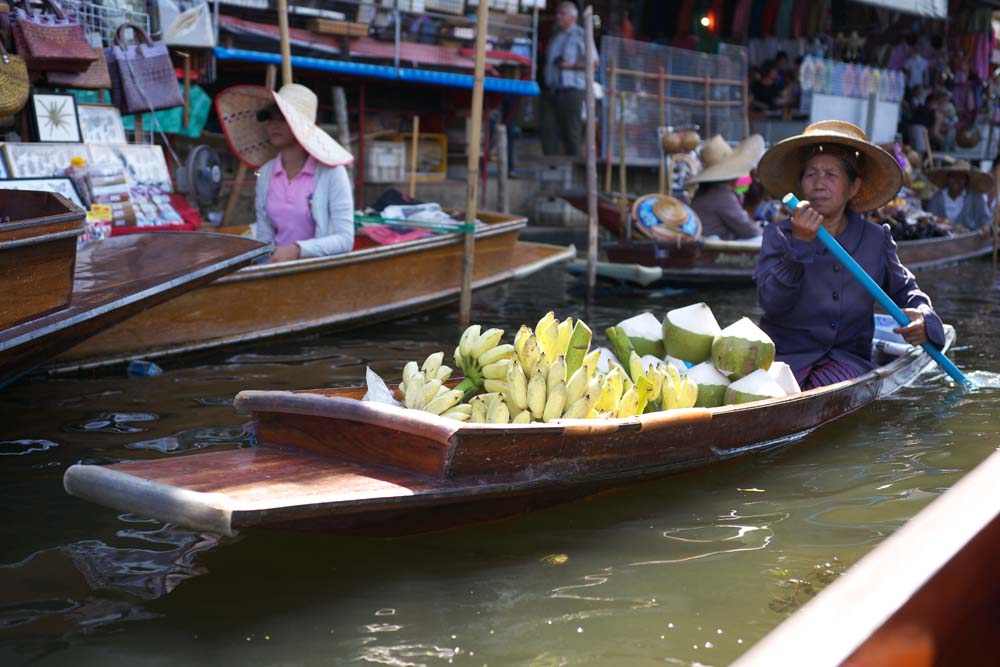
[{"left": 540, "top": 2, "right": 594, "bottom": 156}]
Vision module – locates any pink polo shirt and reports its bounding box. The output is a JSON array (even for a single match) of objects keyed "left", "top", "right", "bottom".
[{"left": 266, "top": 153, "right": 317, "bottom": 247}]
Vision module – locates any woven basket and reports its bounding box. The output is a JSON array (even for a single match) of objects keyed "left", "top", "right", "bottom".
[
  {"left": 47, "top": 48, "right": 111, "bottom": 90},
  {"left": 0, "top": 43, "right": 29, "bottom": 116}
]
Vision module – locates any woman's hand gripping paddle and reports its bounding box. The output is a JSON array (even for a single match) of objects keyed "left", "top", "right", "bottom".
[{"left": 782, "top": 193, "right": 974, "bottom": 389}]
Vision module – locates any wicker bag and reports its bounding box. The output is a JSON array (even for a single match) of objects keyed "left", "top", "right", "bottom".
[
  {"left": 11, "top": 0, "right": 97, "bottom": 72},
  {"left": 106, "top": 22, "right": 183, "bottom": 114},
  {"left": 46, "top": 48, "right": 112, "bottom": 90},
  {"left": 0, "top": 43, "right": 29, "bottom": 116}
]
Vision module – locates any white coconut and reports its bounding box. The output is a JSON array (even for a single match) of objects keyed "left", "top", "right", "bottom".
[
  {"left": 618, "top": 312, "right": 666, "bottom": 358},
  {"left": 767, "top": 361, "right": 801, "bottom": 395},
  {"left": 662, "top": 302, "right": 722, "bottom": 364},
  {"left": 593, "top": 346, "right": 623, "bottom": 375},
  {"left": 665, "top": 355, "right": 691, "bottom": 374},
  {"left": 724, "top": 369, "right": 786, "bottom": 405},
  {"left": 711, "top": 317, "right": 776, "bottom": 380},
  {"left": 686, "top": 362, "right": 730, "bottom": 408},
  {"left": 640, "top": 354, "right": 664, "bottom": 372}
]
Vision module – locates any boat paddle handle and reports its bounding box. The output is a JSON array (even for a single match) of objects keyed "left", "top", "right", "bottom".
[{"left": 781, "top": 193, "right": 973, "bottom": 388}]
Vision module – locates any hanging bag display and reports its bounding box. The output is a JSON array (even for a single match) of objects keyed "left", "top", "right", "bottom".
[
  {"left": 11, "top": 0, "right": 97, "bottom": 72},
  {"left": 106, "top": 22, "right": 183, "bottom": 114},
  {"left": 0, "top": 43, "right": 30, "bottom": 116},
  {"left": 46, "top": 49, "right": 112, "bottom": 90}
]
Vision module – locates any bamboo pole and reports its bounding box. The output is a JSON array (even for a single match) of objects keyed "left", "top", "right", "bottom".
[
  {"left": 584, "top": 6, "right": 598, "bottom": 302},
  {"left": 332, "top": 86, "right": 352, "bottom": 181},
  {"left": 604, "top": 64, "right": 616, "bottom": 193},
  {"left": 703, "top": 73, "right": 711, "bottom": 137},
  {"left": 181, "top": 51, "right": 191, "bottom": 129},
  {"left": 497, "top": 124, "right": 509, "bottom": 214},
  {"left": 409, "top": 115, "right": 420, "bottom": 198},
  {"left": 658, "top": 67, "right": 666, "bottom": 195},
  {"left": 459, "top": 0, "right": 489, "bottom": 329},
  {"left": 617, "top": 92, "right": 627, "bottom": 239},
  {"left": 276, "top": 0, "right": 293, "bottom": 86},
  {"left": 994, "top": 165, "right": 999, "bottom": 280}
]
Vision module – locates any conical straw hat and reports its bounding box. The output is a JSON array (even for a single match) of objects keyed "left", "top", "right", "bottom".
[
  {"left": 216, "top": 83, "right": 353, "bottom": 169},
  {"left": 926, "top": 157, "right": 992, "bottom": 194},
  {"left": 687, "top": 134, "right": 765, "bottom": 184}
]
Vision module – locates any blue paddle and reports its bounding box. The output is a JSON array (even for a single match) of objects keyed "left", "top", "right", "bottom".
[{"left": 782, "top": 193, "right": 973, "bottom": 388}]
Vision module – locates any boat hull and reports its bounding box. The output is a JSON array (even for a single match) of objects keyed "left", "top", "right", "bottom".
[
  {"left": 51, "top": 213, "right": 573, "bottom": 370},
  {"left": 63, "top": 327, "right": 951, "bottom": 536}
]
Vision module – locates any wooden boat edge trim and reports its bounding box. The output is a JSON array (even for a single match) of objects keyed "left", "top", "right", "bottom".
[
  {"left": 64, "top": 463, "right": 236, "bottom": 537},
  {"left": 0, "top": 228, "right": 83, "bottom": 251},
  {"left": 234, "top": 390, "right": 461, "bottom": 445}
]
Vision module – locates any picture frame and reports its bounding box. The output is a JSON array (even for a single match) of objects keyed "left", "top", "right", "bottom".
[
  {"left": 89, "top": 143, "right": 172, "bottom": 190},
  {"left": 77, "top": 104, "right": 128, "bottom": 144},
  {"left": 30, "top": 93, "right": 83, "bottom": 143},
  {"left": 2, "top": 142, "right": 91, "bottom": 178},
  {"left": 0, "top": 177, "right": 85, "bottom": 210}
]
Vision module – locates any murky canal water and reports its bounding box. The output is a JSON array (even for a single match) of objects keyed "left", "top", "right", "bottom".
[{"left": 1, "top": 259, "right": 998, "bottom": 666}]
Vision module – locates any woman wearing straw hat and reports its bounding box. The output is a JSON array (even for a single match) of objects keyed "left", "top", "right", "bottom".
[
  {"left": 688, "top": 134, "right": 766, "bottom": 241},
  {"left": 924, "top": 158, "right": 993, "bottom": 236},
  {"left": 753, "top": 120, "right": 947, "bottom": 390},
  {"left": 216, "top": 83, "right": 354, "bottom": 263}
]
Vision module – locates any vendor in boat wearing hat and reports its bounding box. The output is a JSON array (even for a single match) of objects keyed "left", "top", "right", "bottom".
[
  {"left": 754, "top": 120, "right": 947, "bottom": 390},
  {"left": 924, "top": 158, "right": 993, "bottom": 236},
  {"left": 688, "top": 134, "right": 767, "bottom": 241},
  {"left": 216, "top": 83, "right": 355, "bottom": 263}
]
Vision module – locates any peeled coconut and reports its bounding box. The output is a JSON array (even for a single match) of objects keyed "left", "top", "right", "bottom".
[
  {"left": 767, "top": 361, "right": 801, "bottom": 395},
  {"left": 686, "top": 362, "right": 730, "bottom": 408},
  {"left": 593, "top": 346, "right": 623, "bottom": 375},
  {"left": 665, "top": 355, "right": 691, "bottom": 374},
  {"left": 711, "top": 317, "right": 776, "bottom": 380},
  {"left": 662, "top": 302, "right": 722, "bottom": 364},
  {"left": 724, "top": 369, "right": 786, "bottom": 405},
  {"left": 617, "top": 312, "right": 666, "bottom": 358}
]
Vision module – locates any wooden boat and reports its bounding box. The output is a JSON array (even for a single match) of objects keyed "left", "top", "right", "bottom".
[
  {"left": 48, "top": 212, "right": 574, "bottom": 372},
  {"left": 563, "top": 193, "right": 995, "bottom": 286},
  {"left": 731, "top": 448, "right": 1000, "bottom": 667},
  {"left": 63, "top": 321, "right": 954, "bottom": 537},
  {"left": 0, "top": 191, "right": 268, "bottom": 387}
]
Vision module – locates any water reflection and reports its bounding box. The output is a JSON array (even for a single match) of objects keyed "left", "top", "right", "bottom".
[{"left": 126, "top": 424, "right": 255, "bottom": 454}]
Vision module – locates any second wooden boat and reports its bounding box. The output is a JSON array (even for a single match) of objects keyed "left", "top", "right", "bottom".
[
  {"left": 49, "top": 212, "right": 574, "bottom": 371},
  {"left": 63, "top": 321, "right": 954, "bottom": 537}
]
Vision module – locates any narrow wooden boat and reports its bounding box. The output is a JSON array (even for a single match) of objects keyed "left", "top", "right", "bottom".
[
  {"left": 0, "top": 188, "right": 268, "bottom": 387},
  {"left": 49, "top": 212, "right": 574, "bottom": 371},
  {"left": 63, "top": 323, "right": 954, "bottom": 537},
  {"left": 731, "top": 448, "right": 1000, "bottom": 667},
  {"left": 563, "top": 193, "right": 995, "bottom": 286}
]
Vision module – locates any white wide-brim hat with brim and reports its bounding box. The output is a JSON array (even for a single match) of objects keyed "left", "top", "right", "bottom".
[
  {"left": 757, "top": 120, "right": 901, "bottom": 213},
  {"left": 927, "top": 158, "right": 992, "bottom": 194},
  {"left": 216, "top": 83, "right": 353, "bottom": 170},
  {"left": 687, "top": 133, "right": 765, "bottom": 184}
]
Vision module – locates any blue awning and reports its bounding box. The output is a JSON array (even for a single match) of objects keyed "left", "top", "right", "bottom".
[{"left": 214, "top": 48, "right": 540, "bottom": 97}]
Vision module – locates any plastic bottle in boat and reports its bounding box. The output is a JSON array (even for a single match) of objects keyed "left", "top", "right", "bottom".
[{"left": 127, "top": 360, "right": 163, "bottom": 377}]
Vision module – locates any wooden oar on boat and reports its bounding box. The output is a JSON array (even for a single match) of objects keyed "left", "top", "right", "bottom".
[{"left": 782, "top": 193, "right": 973, "bottom": 388}]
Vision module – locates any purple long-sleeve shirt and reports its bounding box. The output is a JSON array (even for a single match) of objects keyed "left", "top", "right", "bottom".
[{"left": 753, "top": 211, "right": 946, "bottom": 377}]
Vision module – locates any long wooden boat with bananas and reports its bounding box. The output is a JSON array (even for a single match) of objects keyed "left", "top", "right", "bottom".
[
  {"left": 63, "top": 321, "right": 955, "bottom": 537},
  {"left": 47, "top": 211, "right": 573, "bottom": 372},
  {"left": 731, "top": 448, "right": 1000, "bottom": 667},
  {"left": 563, "top": 193, "right": 994, "bottom": 286}
]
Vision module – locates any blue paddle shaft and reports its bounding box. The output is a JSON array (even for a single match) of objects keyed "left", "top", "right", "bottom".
[{"left": 781, "top": 193, "right": 972, "bottom": 387}]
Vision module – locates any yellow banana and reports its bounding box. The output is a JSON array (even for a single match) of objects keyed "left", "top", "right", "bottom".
[
  {"left": 511, "top": 409, "right": 532, "bottom": 424},
  {"left": 537, "top": 318, "right": 559, "bottom": 359},
  {"left": 478, "top": 343, "right": 515, "bottom": 367},
  {"left": 594, "top": 373, "right": 621, "bottom": 414},
  {"left": 565, "top": 364, "right": 590, "bottom": 405},
  {"left": 482, "top": 359, "right": 511, "bottom": 380},
  {"left": 459, "top": 324, "right": 482, "bottom": 359},
  {"left": 415, "top": 378, "right": 443, "bottom": 409},
  {"left": 520, "top": 334, "right": 542, "bottom": 376},
  {"left": 561, "top": 394, "right": 592, "bottom": 419},
  {"left": 617, "top": 386, "right": 640, "bottom": 418},
  {"left": 404, "top": 371, "right": 426, "bottom": 408},
  {"left": 534, "top": 311, "right": 556, "bottom": 338},
  {"left": 472, "top": 328, "right": 504, "bottom": 360},
  {"left": 469, "top": 395, "right": 488, "bottom": 423},
  {"left": 556, "top": 318, "right": 574, "bottom": 357},
  {"left": 547, "top": 354, "right": 567, "bottom": 394},
  {"left": 505, "top": 359, "right": 529, "bottom": 412},
  {"left": 422, "top": 389, "right": 464, "bottom": 415},
  {"left": 435, "top": 365, "right": 453, "bottom": 382},
  {"left": 527, "top": 367, "right": 547, "bottom": 418},
  {"left": 441, "top": 407, "right": 470, "bottom": 422},
  {"left": 542, "top": 380, "right": 567, "bottom": 422},
  {"left": 483, "top": 378, "right": 508, "bottom": 394},
  {"left": 402, "top": 361, "right": 420, "bottom": 386},
  {"left": 677, "top": 375, "right": 699, "bottom": 408},
  {"left": 581, "top": 349, "right": 601, "bottom": 379},
  {"left": 486, "top": 396, "right": 510, "bottom": 424},
  {"left": 628, "top": 351, "right": 645, "bottom": 384},
  {"left": 421, "top": 352, "right": 444, "bottom": 377},
  {"left": 513, "top": 324, "right": 533, "bottom": 360}
]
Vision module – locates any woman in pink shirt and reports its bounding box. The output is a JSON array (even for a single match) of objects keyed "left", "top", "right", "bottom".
[{"left": 217, "top": 83, "right": 355, "bottom": 263}]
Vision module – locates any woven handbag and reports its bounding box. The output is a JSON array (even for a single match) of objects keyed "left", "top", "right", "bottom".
[
  {"left": 106, "top": 22, "right": 183, "bottom": 114},
  {"left": 46, "top": 48, "right": 112, "bottom": 90},
  {"left": 11, "top": 0, "right": 97, "bottom": 72},
  {"left": 0, "top": 43, "right": 30, "bottom": 116}
]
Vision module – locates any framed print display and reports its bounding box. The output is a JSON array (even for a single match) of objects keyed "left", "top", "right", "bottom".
[
  {"left": 89, "top": 144, "right": 172, "bottom": 190},
  {"left": 0, "top": 177, "right": 85, "bottom": 210},
  {"left": 2, "top": 143, "right": 90, "bottom": 178},
  {"left": 30, "top": 93, "right": 83, "bottom": 143},
  {"left": 77, "top": 104, "right": 127, "bottom": 144}
]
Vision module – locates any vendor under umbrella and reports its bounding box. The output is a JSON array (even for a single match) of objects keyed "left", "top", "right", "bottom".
[
  {"left": 924, "top": 158, "right": 992, "bottom": 236},
  {"left": 216, "top": 83, "right": 355, "bottom": 263},
  {"left": 687, "top": 134, "right": 766, "bottom": 241}
]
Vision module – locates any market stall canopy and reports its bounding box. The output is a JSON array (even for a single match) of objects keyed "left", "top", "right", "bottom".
[{"left": 850, "top": 0, "right": 946, "bottom": 18}]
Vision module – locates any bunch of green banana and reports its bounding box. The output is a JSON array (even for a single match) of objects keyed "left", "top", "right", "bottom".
[
  {"left": 399, "top": 352, "right": 470, "bottom": 420},
  {"left": 452, "top": 325, "right": 515, "bottom": 400}
]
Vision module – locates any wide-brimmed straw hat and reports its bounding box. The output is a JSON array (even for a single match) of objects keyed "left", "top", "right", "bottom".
[
  {"left": 757, "top": 120, "right": 902, "bottom": 212},
  {"left": 927, "top": 157, "right": 992, "bottom": 194},
  {"left": 687, "top": 134, "right": 765, "bottom": 184},
  {"left": 216, "top": 83, "right": 353, "bottom": 169}
]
